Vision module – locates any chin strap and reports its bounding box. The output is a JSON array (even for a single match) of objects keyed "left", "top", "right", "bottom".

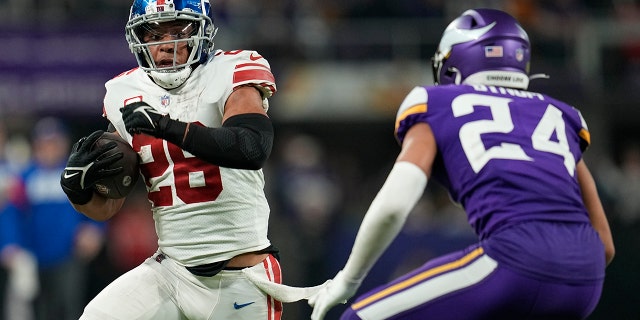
[
  {"left": 449, "top": 67, "right": 463, "bottom": 85},
  {"left": 148, "top": 66, "right": 193, "bottom": 89}
]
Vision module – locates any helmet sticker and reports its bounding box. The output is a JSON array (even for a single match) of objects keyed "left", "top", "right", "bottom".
[
  {"left": 485, "top": 46, "right": 503, "bottom": 58},
  {"left": 146, "top": 0, "right": 176, "bottom": 14},
  {"left": 515, "top": 48, "right": 524, "bottom": 62}
]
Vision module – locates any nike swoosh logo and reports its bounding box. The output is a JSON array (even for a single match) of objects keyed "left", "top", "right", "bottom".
[
  {"left": 233, "top": 301, "right": 255, "bottom": 309},
  {"left": 249, "top": 53, "right": 262, "bottom": 61},
  {"left": 63, "top": 171, "right": 80, "bottom": 179}
]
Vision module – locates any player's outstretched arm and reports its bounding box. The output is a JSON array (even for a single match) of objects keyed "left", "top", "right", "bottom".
[
  {"left": 577, "top": 160, "right": 615, "bottom": 265},
  {"left": 309, "top": 123, "right": 436, "bottom": 320}
]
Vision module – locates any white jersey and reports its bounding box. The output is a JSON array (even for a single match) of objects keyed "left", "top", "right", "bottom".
[{"left": 102, "top": 49, "right": 277, "bottom": 267}]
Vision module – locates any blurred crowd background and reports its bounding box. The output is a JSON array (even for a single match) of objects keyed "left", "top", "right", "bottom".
[{"left": 1, "top": 0, "right": 640, "bottom": 319}]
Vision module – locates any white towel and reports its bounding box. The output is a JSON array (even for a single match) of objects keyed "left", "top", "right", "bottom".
[{"left": 242, "top": 268, "right": 328, "bottom": 303}]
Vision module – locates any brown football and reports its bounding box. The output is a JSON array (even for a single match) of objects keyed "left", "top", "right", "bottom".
[{"left": 91, "top": 131, "right": 140, "bottom": 199}]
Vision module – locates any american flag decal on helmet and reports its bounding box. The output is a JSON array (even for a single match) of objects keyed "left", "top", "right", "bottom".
[{"left": 485, "top": 46, "right": 503, "bottom": 58}]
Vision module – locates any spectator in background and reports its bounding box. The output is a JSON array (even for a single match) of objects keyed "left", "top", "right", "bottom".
[
  {"left": 610, "top": 143, "right": 640, "bottom": 224},
  {"left": 1, "top": 117, "right": 105, "bottom": 320},
  {"left": 0, "top": 119, "right": 36, "bottom": 320},
  {"left": 612, "top": 0, "right": 640, "bottom": 93},
  {"left": 0, "top": 121, "right": 14, "bottom": 320},
  {"left": 589, "top": 140, "right": 640, "bottom": 319},
  {"left": 0, "top": 121, "right": 12, "bottom": 208},
  {"left": 0, "top": 123, "right": 4, "bottom": 320}
]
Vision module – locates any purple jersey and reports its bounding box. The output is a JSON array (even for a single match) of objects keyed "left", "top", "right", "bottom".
[
  {"left": 395, "top": 84, "right": 591, "bottom": 239},
  {"left": 340, "top": 85, "right": 605, "bottom": 319}
]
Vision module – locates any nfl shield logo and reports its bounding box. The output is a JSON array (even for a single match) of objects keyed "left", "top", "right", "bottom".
[
  {"left": 515, "top": 48, "right": 524, "bottom": 62},
  {"left": 160, "top": 95, "right": 171, "bottom": 107}
]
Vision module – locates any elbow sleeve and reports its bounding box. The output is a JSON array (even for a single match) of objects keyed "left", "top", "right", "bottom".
[{"left": 180, "top": 113, "right": 273, "bottom": 170}]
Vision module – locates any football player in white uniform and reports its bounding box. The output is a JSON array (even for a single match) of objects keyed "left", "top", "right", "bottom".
[{"left": 59, "top": 0, "right": 287, "bottom": 319}]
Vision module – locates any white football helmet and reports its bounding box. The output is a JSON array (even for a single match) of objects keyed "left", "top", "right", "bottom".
[{"left": 125, "top": 0, "right": 217, "bottom": 89}]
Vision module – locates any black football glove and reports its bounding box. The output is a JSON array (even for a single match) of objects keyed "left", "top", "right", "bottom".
[
  {"left": 120, "top": 101, "right": 171, "bottom": 138},
  {"left": 60, "top": 130, "right": 124, "bottom": 205}
]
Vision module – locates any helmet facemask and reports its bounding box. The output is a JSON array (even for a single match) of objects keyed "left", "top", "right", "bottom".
[{"left": 126, "top": 1, "right": 216, "bottom": 89}]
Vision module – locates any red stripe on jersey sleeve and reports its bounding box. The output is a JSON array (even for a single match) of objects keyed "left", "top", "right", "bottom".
[
  {"left": 236, "top": 62, "right": 269, "bottom": 69},
  {"left": 233, "top": 69, "right": 276, "bottom": 86}
]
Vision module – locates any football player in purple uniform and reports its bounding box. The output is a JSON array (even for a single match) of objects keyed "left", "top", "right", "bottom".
[
  {"left": 59, "top": 0, "right": 287, "bottom": 319},
  {"left": 309, "top": 8, "right": 614, "bottom": 320}
]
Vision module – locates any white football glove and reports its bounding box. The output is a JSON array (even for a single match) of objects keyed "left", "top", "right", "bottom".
[{"left": 308, "top": 270, "right": 362, "bottom": 320}]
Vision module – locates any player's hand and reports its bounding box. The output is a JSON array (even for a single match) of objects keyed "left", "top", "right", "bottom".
[
  {"left": 120, "top": 101, "right": 168, "bottom": 137},
  {"left": 308, "top": 271, "right": 361, "bottom": 320},
  {"left": 60, "top": 130, "right": 123, "bottom": 205}
]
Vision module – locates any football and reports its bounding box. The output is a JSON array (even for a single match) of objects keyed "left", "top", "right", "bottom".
[{"left": 91, "top": 131, "right": 140, "bottom": 199}]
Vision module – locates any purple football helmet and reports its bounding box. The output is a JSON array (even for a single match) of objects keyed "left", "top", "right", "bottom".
[
  {"left": 125, "top": 0, "right": 217, "bottom": 89},
  {"left": 432, "top": 8, "right": 531, "bottom": 89}
]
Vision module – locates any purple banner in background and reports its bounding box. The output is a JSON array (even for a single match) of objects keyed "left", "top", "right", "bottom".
[{"left": 0, "top": 27, "right": 135, "bottom": 115}]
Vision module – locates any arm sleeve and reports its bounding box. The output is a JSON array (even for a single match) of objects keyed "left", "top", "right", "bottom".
[
  {"left": 161, "top": 113, "right": 274, "bottom": 170},
  {"left": 341, "top": 161, "right": 428, "bottom": 282}
]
